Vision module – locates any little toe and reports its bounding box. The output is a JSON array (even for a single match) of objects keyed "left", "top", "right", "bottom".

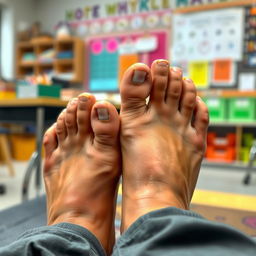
[
  {"left": 56, "top": 109, "right": 67, "bottom": 142},
  {"left": 43, "top": 124, "right": 57, "bottom": 159},
  {"left": 120, "top": 63, "right": 151, "bottom": 116},
  {"left": 91, "top": 101, "right": 120, "bottom": 149},
  {"left": 192, "top": 96, "right": 209, "bottom": 142},
  {"left": 65, "top": 98, "right": 78, "bottom": 136},
  {"left": 77, "top": 93, "right": 96, "bottom": 137},
  {"left": 179, "top": 78, "right": 197, "bottom": 125},
  {"left": 165, "top": 67, "right": 183, "bottom": 113},
  {"left": 150, "top": 59, "right": 170, "bottom": 106}
]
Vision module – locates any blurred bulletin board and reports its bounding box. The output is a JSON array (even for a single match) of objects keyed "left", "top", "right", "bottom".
[
  {"left": 171, "top": 6, "right": 256, "bottom": 90},
  {"left": 172, "top": 8, "right": 245, "bottom": 62},
  {"left": 86, "top": 30, "right": 169, "bottom": 92}
]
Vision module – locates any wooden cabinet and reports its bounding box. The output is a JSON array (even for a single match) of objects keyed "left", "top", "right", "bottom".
[{"left": 16, "top": 37, "right": 84, "bottom": 83}]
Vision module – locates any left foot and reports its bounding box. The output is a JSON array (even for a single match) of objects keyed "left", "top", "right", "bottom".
[{"left": 43, "top": 94, "right": 121, "bottom": 255}]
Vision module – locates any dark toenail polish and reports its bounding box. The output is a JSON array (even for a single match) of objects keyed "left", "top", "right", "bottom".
[
  {"left": 97, "top": 108, "right": 109, "bottom": 121},
  {"left": 157, "top": 60, "right": 169, "bottom": 67},
  {"left": 132, "top": 70, "right": 147, "bottom": 85},
  {"left": 79, "top": 96, "right": 88, "bottom": 102}
]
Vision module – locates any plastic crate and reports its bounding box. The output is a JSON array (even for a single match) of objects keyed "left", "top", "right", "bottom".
[
  {"left": 206, "top": 146, "right": 236, "bottom": 162},
  {"left": 16, "top": 84, "right": 61, "bottom": 99},
  {"left": 228, "top": 98, "right": 256, "bottom": 122},
  {"left": 207, "top": 132, "right": 236, "bottom": 149},
  {"left": 242, "top": 133, "right": 254, "bottom": 147},
  {"left": 9, "top": 134, "right": 44, "bottom": 161},
  {"left": 203, "top": 97, "right": 227, "bottom": 122},
  {"left": 239, "top": 147, "right": 250, "bottom": 163}
]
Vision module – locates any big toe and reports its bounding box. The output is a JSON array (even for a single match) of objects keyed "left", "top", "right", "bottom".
[
  {"left": 120, "top": 63, "right": 151, "bottom": 116},
  {"left": 91, "top": 101, "right": 120, "bottom": 149}
]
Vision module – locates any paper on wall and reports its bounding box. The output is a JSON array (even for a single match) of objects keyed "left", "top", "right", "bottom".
[
  {"left": 238, "top": 73, "right": 256, "bottom": 91},
  {"left": 135, "top": 36, "right": 158, "bottom": 53},
  {"left": 212, "top": 59, "right": 236, "bottom": 86},
  {"left": 189, "top": 61, "right": 209, "bottom": 89},
  {"left": 172, "top": 8, "right": 244, "bottom": 62}
]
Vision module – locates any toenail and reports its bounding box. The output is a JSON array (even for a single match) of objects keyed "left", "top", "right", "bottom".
[
  {"left": 196, "top": 96, "right": 202, "bottom": 102},
  {"left": 157, "top": 60, "right": 169, "bottom": 67},
  {"left": 79, "top": 96, "right": 88, "bottom": 102},
  {"left": 172, "top": 67, "right": 182, "bottom": 73},
  {"left": 184, "top": 78, "right": 193, "bottom": 83},
  {"left": 69, "top": 98, "right": 78, "bottom": 106},
  {"left": 132, "top": 70, "right": 147, "bottom": 85},
  {"left": 97, "top": 108, "right": 109, "bottom": 121}
]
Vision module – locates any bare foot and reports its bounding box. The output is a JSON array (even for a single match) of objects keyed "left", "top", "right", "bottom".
[
  {"left": 120, "top": 60, "right": 209, "bottom": 232},
  {"left": 43, "top": 93, "right": 121, "bottom": 255}
]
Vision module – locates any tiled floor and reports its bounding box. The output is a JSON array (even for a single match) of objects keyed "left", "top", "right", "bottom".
[{"left": 0, "top": 161, "right": 256, "bottom": 211}]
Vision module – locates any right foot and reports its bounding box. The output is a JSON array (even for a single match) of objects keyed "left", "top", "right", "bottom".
[
  {"left": 120, "top": 60, "right": 209, "bottom": 232},
  {"left": 43, "top": 94, "right": 121, "bottom": 254}
]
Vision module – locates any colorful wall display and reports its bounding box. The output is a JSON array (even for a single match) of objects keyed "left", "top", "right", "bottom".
[
  {"left": 172, "top": 8, "right": 245, "bottom": 62},
  {"left": 175, "top": 0, "right": 232, "bottom": 8},
  {"left": 67, "top": 10, "right": 172, "bottom": 37},
  {"left": 243, "top": 7, "right": 256, "bottom": 67},
  {"left": 66, "top": 0, "right": 171, "bottom": 21},
  {"left": 86, "top": 30, "right": 169, "bottom": 92}
]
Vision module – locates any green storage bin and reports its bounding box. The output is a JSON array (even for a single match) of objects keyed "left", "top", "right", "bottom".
[
  {"left": 203, "top": 97, "right": 227, "bottom": 122},
  {"left": 17, "top": 84, "right": 61, "bottom": 98},
  {"left": 228, "top": 98, "right": 256, "bottom": 122}
]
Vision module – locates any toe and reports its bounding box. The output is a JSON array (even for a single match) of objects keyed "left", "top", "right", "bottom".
[
  {"left": 43, "top": 124, "right": 57, "bottom": 158},
  {"left": 120, "top": 63, "right": 151, "bottom": 115},
  {"left": 192, "top": 96, "right": 209, "bottom": 139},
  {"left": 77, "top": 93, "right": 96, "bottom": 137},
  {"left": 56, "top": 109, "right": 67, "bottom": 142},
  {"left": 165, "top": 67, "right": 183, "bottom": 113},
  {"left": 150, "top": 59, "right": 170, "bottom": 107},
  {"left": 179, "top": 78, "right": 197, "bottom": 125},
  {"left": 65, "top": 98, "right": 78, "bottom": 136},
  {"left": 91, "top": 101, "right": 120, "bottom": 149}
]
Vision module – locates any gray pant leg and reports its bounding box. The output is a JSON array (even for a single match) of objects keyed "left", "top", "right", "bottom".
[
  {"left": 0, "top": 223, "right": 106, "bottom": 256},
  {"left": 113, "top": 207, "right": 256, "bottom": 256}
]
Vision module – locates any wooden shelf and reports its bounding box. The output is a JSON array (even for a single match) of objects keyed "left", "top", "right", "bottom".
[
  {"left": 37, "top": 61, "right": 54, "bottom": 66},
  {"left": 55, "top": 59, "right": 74, "bottom": 65},
  {"left": 19, "top": 62, "right": 36, "bottom": 67},
  {"left": 198, "top": 90, "right": 256, "bottom": 98},
  {"left": 202, "top": 159, "right": 250, "bottom": 170},
  {"left": 16, "top": 37, "right": 84, "bottom": 83},
  {"left": 174, "top": 0, "right": 254, "bottom": 14},
  {"left": 210, "top": 121, "right": 256, "bottom": 127}
]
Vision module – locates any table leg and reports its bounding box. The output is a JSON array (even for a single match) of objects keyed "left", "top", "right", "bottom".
[{"left": 35, "top": 107, "right": 45, "bottom": 195}]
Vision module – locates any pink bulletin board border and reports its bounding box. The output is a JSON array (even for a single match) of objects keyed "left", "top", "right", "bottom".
[{"left": 84, "top": 28, "right": 170, "bottom": 91}]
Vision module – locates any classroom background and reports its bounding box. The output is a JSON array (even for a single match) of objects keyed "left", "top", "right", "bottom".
[{"left": 0, "top": 0, "right": 256, "bottom": 243}]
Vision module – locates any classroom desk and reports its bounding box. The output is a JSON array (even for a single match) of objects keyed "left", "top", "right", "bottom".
[{"left": 0, "top": 98, "right": 68, "bottom": 201}]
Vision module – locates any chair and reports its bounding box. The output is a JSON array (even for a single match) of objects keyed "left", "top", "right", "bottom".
[{"left": 0, "top": 133, "right": 15, "bottom": 177}]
